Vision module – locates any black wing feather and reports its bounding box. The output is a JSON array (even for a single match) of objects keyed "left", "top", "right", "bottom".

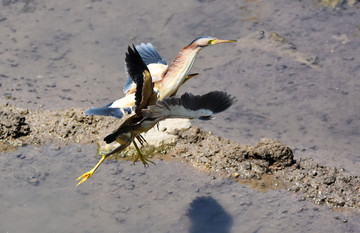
[
  {"left": 142, "top": 91, "right": 234, "bottom": 121},
  {"left": 180, "top": 91, "right": 234, "bottom": 113},
  {"left": 125, "top": 45, "right": 149, "bottom": 107}
]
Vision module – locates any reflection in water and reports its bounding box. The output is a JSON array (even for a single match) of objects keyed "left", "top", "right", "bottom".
[{"left": 187, "top": 196, "right": 233, "bottom": 233}]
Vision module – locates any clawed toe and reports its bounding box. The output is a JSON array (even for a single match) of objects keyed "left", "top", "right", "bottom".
[
  {"left": 77, "top": 171, "right": 94, "bottom": 186},
  {"left": 133, "top": 155, "right": 156, "bottom": 167}
]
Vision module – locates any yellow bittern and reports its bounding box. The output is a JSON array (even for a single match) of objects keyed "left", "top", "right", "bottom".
[
  {"left": 85, "top": 36, "right": 236, "bottom": 119},
  {"left": 77, "top": 45, "right": 234, "bottom": 185}
]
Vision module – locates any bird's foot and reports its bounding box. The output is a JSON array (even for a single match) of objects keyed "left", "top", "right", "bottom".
[
  {"left": 133, "top": 154, "right": 156, "bottom": 167},
  {"left": 132, "top": 138, "right": 155, "bottom": 167},
  {"left": 76, "top": 155, "right": 107, "bottom": 186},
  {"left": 76, "top": 169, "right": 96, "bottom": 186}
]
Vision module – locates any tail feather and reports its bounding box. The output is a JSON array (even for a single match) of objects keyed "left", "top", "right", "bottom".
[{"left": 104, "top": 132, "right": 117, "bottom": 144}]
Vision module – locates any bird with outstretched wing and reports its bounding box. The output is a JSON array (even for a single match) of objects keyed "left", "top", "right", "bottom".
[
  {"left": 84, "top": 37, "right": 236, "bottom": 119},
  {"left": 77, "top": 45, "right": 235, "bottom": 185}
]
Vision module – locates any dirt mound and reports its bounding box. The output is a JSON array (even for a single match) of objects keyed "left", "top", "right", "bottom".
[
  {"left": 0, "top": 103, "right": 118, "bottom": 146},
  {"left": 0, "top": 104, "right": 359, "bottom": 210},
  {"left": 170, "top": 127, "right": 294, "bottom": 178},
  {"left": 0, "top": 104, "right": 30, "bottom": 140}
]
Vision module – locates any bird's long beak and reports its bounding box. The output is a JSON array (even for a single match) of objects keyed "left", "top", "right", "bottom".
[{"left": 210, "top": 39, "right": 237, "bottom": 45}]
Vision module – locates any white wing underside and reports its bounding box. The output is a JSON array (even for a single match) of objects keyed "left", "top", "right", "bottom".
[
  {"left": 147, "top": 63, "right": 168, "bottom": 82},
  {"left": 142, "top": 91, "right": 234, "bottom": 121},
  {"left": 110, "top": 93, "right": 136, "bottom": 108},
  {"left": 122, "top": 63, "right": 167, "bottom": 95},
  {"left": 145, "top": 103, "right": 213, "bottom": 120}
]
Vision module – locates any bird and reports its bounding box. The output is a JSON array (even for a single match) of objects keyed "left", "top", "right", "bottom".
[
  {"left": 85, "top": 36, "right": 236, "bottom": 119},
  {"left": 77, "top": 45, "right": 235, "bottom": 185}
]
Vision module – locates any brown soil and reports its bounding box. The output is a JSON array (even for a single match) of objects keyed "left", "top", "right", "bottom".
[
  {"left": 0, "top": 103, "right": 117, "bottom": 146},
  {"left": 1, "top": 104, "right": 359, "bottom": 211}
]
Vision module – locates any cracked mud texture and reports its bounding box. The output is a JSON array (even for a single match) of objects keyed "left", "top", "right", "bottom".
[{"left": 1, "top": 104, "right": 359, "bottom": 211}]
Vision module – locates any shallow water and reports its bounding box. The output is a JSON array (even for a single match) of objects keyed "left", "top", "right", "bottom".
[
  {"left": 1, "top": 0, "right": 360, "bottom": 232},
  {"left": 0, "top": 144, "right": 358, "bottom": 232}
]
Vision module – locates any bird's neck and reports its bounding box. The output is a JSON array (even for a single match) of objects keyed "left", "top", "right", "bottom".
[{"left": 159, "top": 46, "right": 202, "bottom": 100}]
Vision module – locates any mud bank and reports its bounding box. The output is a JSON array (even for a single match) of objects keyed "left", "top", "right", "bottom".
[
  {"left": 168, "top": 127, "right": 360, "bottom": 210},
  {"left": 1, "top": 104, "right": 359, "bottom": 211},
  {"left": 0, "top": 103, "right": 117, "bottom": 146}
]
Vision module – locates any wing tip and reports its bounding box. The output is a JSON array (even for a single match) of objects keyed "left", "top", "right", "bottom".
[{"left": 84, "top": 107, "right": 126, "bottom": 119}]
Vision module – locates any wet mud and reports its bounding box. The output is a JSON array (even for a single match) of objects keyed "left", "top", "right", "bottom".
[
  {"left": 0, "top": 103, "right": 117, "bottom": 146},
  {"left": 1, "top": 0, "right": 360, "bottom": 231},
  {"left": 1, "top": 104, "right": 359, "bottom": 211}
]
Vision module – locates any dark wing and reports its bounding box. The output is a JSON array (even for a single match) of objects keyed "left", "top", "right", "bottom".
[
  {"left": 142, "top": 91, "right": 234, "bottom": 120},
  {"left": 181, "top": 91, "right": 234, "bottom": 115},
  {"left": 125, "top": 45, "right": 157, "bottom": 114},
  {"left": 125, "top": 45, "right": 149, "bottom": 108},
  {"left": 123, "top": 43, "right": 167, "bottom": 95}
]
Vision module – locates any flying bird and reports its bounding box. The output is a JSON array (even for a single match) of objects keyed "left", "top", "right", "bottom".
[
  {"left": 77, "top": 45, "right": 234, "bottom": 185},
  {"left": 85, "top": 36, "right": 236, "bottom": 119}
]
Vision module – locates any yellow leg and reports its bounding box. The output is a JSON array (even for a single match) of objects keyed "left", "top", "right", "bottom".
[
  {"left": 77, "top": 155, "right": 106, "bottom": 186},
  {"left": 77, "top": 143, "right": 128, "bottom": 186},
  {"left": 132, "top": 139, "right": 155, "bottom": 167}
]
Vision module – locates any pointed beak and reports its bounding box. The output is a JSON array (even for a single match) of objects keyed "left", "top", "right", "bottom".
[{"left": 210, "top": 39, "right": 237, "bottom": 45}]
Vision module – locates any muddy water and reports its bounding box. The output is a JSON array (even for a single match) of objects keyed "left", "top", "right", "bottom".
[
  {"left": 0, "top": 144, "right": 358, "bottom": 232},
  {"left": 1, "top": 0, "right": 360, "bottom": 232}
]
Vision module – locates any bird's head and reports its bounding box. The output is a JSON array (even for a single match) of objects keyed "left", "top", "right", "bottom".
[{"left": 188, "top": 36, "right": 237, "bottom": 48}]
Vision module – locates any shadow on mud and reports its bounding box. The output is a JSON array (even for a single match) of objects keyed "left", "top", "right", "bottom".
[{"left": 187, "top": 196, "right": 233, "bottom": 233}]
